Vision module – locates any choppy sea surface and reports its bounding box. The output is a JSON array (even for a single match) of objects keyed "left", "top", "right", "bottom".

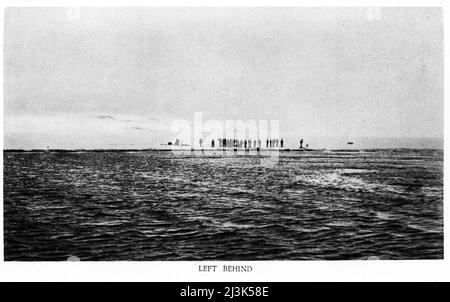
[{"left": 4, "top": 149, "right": 443, "bottom": 260}]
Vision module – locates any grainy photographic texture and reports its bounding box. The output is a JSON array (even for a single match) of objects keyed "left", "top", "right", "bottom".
[{"left": 3, "top": 7, "right": 443, "bottom": 260}]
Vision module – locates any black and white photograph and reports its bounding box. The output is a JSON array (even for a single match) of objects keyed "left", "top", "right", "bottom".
[{"left": 3, "top": 7, "right": 444, "bottom": 262}]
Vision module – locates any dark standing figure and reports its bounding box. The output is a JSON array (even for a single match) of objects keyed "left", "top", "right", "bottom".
[
  {"left": 280, "top": 138, "right": 284, "bottom": 148},
  {"left": 300, "top": 139, "right": 303, "bottom": 149},
  {"left": 266, "top": 139, "right": 269, "bottom": 148},
  {"left": 223, "top": 138, "right": 227, "bottom": 147},
  {"left": 211, "top": 139, "right": 215, "bottom": 148},
  {"left": 244, "top": 140, "right": 247, "bottom": 149}
]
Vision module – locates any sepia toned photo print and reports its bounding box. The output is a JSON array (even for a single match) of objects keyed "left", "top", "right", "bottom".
[{"left": 3, "top": 7, "right": 443, "bottom": 261}]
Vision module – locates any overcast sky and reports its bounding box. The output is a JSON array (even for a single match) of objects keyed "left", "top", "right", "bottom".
[{"left": 4, "top": 7, "right": 443, "bottom": 149}]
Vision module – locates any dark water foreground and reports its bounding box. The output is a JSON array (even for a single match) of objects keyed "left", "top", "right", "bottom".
[{"left": 3, "top": 149, "right": 443, "bottom": 260}]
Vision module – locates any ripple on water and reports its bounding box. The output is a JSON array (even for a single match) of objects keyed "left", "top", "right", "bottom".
[{"left": 3, "top": 150, "right": 443, "bottom": 260}]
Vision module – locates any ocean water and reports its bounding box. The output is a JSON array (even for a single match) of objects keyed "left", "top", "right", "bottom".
[{"left": 3, "top": 149, "right": 443, "bottom": 260}]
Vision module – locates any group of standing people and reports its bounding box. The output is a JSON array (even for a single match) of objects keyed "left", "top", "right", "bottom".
[{"left": 207, "top": 138, "right": 284, "bottom": 149}]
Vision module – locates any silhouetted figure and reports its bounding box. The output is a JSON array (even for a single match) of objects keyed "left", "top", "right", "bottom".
[
  {"left": 223, "top": 138, "right": 227, "bottom": 147},
  {"left": 300, "top": 139, "right": 304, "bottom": 149},
  {"left": 280, "top": 138, "right": 284, "bottom": 148},
  {"left": 211, "top": 139, "right": 215, "bottom": 148},
  {"left": 275, "top": 138, "right": 279, "bottom": 147},
  {"left": 306, "top": 144, "right": 308, "bottom": 148},
  {"left": 244, "top": 140, "right": 248, "bottom": 149},
  {"left": 266, "top": 139, "right": 269, "bottom": 148},
  {"left": 199, "top": 139, "right": 203, "bottom": 147}
]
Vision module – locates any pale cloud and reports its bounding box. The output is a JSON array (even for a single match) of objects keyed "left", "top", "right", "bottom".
[
  {"left": 4, "top": 113, "right": 171, "bottom": 149},
  {"left": 98, "top": 115, "right": 115, "bottom": 120}
]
